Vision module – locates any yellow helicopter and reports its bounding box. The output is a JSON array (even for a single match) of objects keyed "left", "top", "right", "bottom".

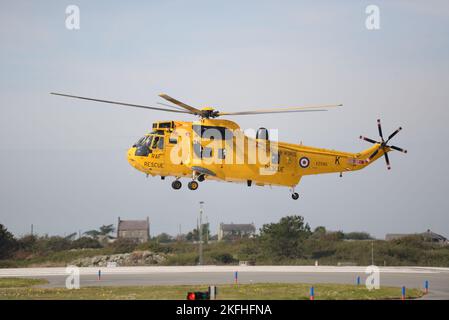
[{"left": 51, "top": 93, "right": 407, "bottom": 200}]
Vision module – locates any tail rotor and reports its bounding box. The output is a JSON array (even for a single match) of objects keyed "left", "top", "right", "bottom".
[{"left": 359, "top": 119, "right": 407, "bottom": 170}]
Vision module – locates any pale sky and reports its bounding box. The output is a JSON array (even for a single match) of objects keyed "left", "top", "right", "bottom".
[{"left": 1, "top": 0, "right": 448, "bottom": 239}]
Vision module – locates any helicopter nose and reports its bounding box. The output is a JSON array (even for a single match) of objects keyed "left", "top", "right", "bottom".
[{"left": 127, "top": 147, "right": 137, "bottom": 168}]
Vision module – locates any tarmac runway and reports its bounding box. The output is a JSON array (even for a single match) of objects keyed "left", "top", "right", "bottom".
[{"left": 1, "top": 266, "right": 448, "bottom": 299}]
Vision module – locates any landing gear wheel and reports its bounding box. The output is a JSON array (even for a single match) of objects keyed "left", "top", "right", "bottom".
[
  {"left": 197, "top": 174, "right": 205, "bottom": 182},
  {"left": 188, "top": 181, "right": 199, "bottom": 190},
  {"left": 171, "top": 180, "right": 182, "bottom": 190},
  {"left": 291, "top": 192, "right": 299, "bottom": 200}
]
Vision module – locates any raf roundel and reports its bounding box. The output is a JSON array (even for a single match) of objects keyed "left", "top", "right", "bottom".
[{"left": 299, "top": 157, "right": 310, "bottom": 168}]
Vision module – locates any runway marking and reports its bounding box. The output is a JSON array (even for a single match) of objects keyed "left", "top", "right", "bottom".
[{"left": 0, "top": 266, "right": 448, "bottom": 277}]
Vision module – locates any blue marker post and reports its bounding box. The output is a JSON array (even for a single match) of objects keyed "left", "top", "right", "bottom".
[
  {"left": 234, "top": 271, "right": 238, "bottom": 284},
  {"left": 424, "top": 280, "right": 429, "bottom": 294},
  {"left": 310, "top": 286, "right": 315, "bottom": 301},
  {"left": 401, "top": 286, "right": 406, "bottom": 300},
  {"left": 356, "top": 276, "right": 361, "bottom": 286},
  {"left": 98, "top": 269, "right": 101, "bottom": 281}
]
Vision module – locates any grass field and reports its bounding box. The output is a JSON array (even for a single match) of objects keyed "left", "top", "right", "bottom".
[{"left": 0, "top": 278, "right": 424, "bottom": 300}]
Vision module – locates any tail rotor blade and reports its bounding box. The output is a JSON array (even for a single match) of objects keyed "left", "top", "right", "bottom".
[
  {"left": 360, "top": 136, "right": 378, "bottom": 144},
  {"left": 386, "top": 127, "right": 402, "bottom": 143},
  {"left": 369, "top": 148, "right": 380, "bottom": 160},
  {"left": 377, "top": 119, "right": 384, "bottom": 141},
  {"left": 384, "top": 152, "right": 391, "bottom": 170},
  {"left": 390, "top": 145, "right": 408, "bottom": 153}
]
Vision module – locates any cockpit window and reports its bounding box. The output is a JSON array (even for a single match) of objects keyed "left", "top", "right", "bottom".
[
  {"left": 151, "top": 136, "right": 159, "bottom": 149},
  {"left": 157, "top": 137, "right": 164, "bottom": 149},
  {"left": 134, "top": 133, "right": 165, "bottom": 150},
  {"left": 134, "top": 137, "right": 145, "bottom": 146}
]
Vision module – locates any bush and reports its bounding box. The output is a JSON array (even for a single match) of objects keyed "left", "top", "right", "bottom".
[
  {"left": 17, "top": 235, "right": 38, "bottom": 252},
  {"left": 136, "top": 240, "right": 173, "bottom": 254},
  {"left": 71, "top": 237, "right": 102, "bottom": 249},
  {"left": 211, "top": 252, "right": 237, "bottom": 264},
  {"left": 343, "top": 232, "right": 372, "bottom": 240},
  {"left": 108, "top": 238, "right": 138, "bottom": 254},
  {"left": 39, "top": 236, "right": 72, "bottom": 252},
  {"left": 0, "top": 224, "right": 17, "bottom": 259}
]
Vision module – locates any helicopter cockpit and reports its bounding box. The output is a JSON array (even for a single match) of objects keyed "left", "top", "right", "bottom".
[{"left": 133, "top": 131, "right": 165, "bottom": 156}]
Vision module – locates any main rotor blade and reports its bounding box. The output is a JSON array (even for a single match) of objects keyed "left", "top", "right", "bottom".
[
  {"left": 390, "top": 145, "right": 408, "bottom": 153},
  {"left": 50, "top": 93, "right": 193, "bottom": 114},
  {"left": 157, "top": 102, "right": 188, "bottom": 111},
  {"left": 218, "top": 104, "right": 342, "bottom": 116},
  {"left": 386, "top": 127, "right": 402, "bottom": 143},
  {"left": 377, "top": 119, "right": 384, "bottom": 141},
  {"left": 360, "top": 136, "right": 378, "bottom": 144},
  {"left": 158, "top": 94, "right": 203, "bottom": 115},
  {"left": 384, "top": 152, "right": 391, "bottom": 170}
]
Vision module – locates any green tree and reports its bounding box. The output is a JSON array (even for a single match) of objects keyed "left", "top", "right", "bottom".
[
  {"left": 259, "top": 215, "right": 311, "bottom": 259},
  {"left": 0, "top": 224, "right": 17, "bottom": 259},
  {"left": 185, "top": 224, "right": 210, "bottom": 243},
  {"left": 155, "top": 233, "right": 173, "bottom": 243},
  {"left": 84, "top": 224, "right": 115, "bottom": 240},
  {"left": 83, "top": 230, "right": 101, "bottom": 239},
  {"left": 99, "top": 224, "right": 115, "bottom": 235}
]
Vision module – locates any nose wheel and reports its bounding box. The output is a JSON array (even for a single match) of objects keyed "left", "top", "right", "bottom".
[
  {"left": 188, "top": 180, "right": 199, "bottom": 190},
  {"left": 171, "top": 180, "right": 182, "bottom": 190},
  {"left": 291, "top": 192, "right": 299, "bottom": 200}
]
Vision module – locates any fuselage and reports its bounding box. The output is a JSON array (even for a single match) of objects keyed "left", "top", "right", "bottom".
[{"left": 127, "top": 119, "right": 386, "bottom": 188}]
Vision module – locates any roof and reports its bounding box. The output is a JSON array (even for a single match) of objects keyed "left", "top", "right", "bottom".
[
  {"left": 386, "top": 230, "right": 447, "bottom": 241},
  {"left": 220, "top": 223, "right": 255, "bottom": 232},
  {"left": 118, "top": 219, "right": 149, "bottom": 231},
  {"left": 421, "top": 230, "right": 447, "bottom": 241}
]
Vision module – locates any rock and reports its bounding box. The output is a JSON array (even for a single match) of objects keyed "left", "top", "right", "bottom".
[{"left": 70, "top": 250, "right": 166, "bottom": 267}]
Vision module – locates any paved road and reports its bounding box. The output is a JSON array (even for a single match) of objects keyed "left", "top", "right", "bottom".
[{"left": 1, "top": 266, "right": 448, "bottom": 299}]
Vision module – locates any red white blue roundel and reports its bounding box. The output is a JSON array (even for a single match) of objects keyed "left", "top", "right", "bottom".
[{"left": 299, "top": 157, "right": 310, "bottom": 168}]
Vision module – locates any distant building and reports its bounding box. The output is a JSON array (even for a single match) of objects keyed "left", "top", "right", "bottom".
[
  {"left": 386, "top": 229, "right": 448, "bottom": 244},
  {"left": 218, "top": 223, "right": 256, "bottom": 241},
  {"left": 117, "top": 217, "right": 150, "bottom": 243}
]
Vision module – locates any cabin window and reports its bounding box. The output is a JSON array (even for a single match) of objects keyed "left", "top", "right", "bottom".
[
  {"left": 169, "top": 137, "right": 177, "bottom": 144},
  {"left": 192, "top": 125, "right": 233, "bottom": 140},
  {"left": 271, "top": 152, "right": 279, "bottom": 164},
  {"left": 218, "top": 148, "right": 226, "bottom": 159},
  {"left": 203, "top": 147, "right": 213, "bottom": 158},
  {"left": 193, "top": 142, "right": 202, "bottom": 158},
  {"left": 159, "top": 122, "right": 173, "bottom": 129}
]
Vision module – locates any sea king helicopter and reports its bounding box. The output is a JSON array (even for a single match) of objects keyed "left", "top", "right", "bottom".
[{"left": 51, "top": 92, "right": 407, "bottom": 200}]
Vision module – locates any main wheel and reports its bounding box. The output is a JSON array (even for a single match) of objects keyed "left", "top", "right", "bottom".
[
  {"left": 188, "top": 180, "right": 199, "bottom": 190},
  {"left": 197, "top": 174, "right": 205, "bottom": 182},
  {"left": 291, "top": 192, "right": 299, "bottom": 200},
  {"left": 171, "top": 180, "right": 182, "bottom": 190}
]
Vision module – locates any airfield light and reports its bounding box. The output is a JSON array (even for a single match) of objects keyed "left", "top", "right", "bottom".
[
  {"left": 187, "top": 292, "right": 196, "bottom": 300},
  {"left": 186, "top": 291, "right": 210, "bottom": 300}
]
